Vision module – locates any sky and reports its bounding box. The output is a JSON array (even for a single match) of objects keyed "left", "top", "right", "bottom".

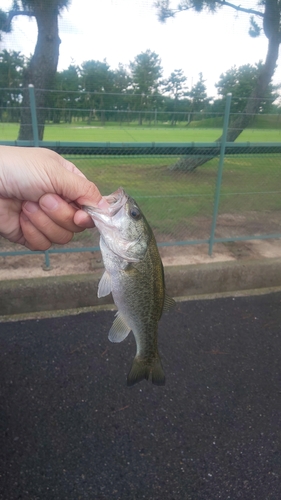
[{"left": 1, "top": 0, "right": 280, "bottom": 98}]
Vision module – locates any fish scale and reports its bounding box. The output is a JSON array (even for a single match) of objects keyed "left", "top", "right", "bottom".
[{"left": 83, "top": 187, "right": 175, "bottom": 386}]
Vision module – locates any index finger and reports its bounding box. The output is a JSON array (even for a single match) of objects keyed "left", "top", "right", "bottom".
[{"left": 38, "top": 194, "right": 91, "bottom": 232}]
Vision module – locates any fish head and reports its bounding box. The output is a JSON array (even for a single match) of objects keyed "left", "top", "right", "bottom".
[{"left": 83, "top": 187, "right": 151, "bottom": 262}]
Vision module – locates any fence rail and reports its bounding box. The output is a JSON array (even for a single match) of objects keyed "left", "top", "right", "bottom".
[
  {"left": 0, "top": 89, "right": 281, "bottom": 270},
  {"left": 1, "top": 140, "right": 281, "bottom": 155}
]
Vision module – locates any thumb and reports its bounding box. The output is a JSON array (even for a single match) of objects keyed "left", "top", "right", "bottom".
[{"left": 51, "top": 166, "right": 102, "bottom": 207}]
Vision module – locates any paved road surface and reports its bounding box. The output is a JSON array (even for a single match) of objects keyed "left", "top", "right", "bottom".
[{"left": 1, "top": 292, "right": 281, "bottom": 499}]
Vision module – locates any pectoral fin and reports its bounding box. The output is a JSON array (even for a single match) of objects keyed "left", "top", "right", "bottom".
[
  {"left": 108, "top": 313, "right": 131, "bottom": 343},
  {"left": 98, "top": 271, "right": 112, "bottom": 298}
]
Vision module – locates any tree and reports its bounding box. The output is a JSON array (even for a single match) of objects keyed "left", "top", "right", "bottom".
[
  {"left": 162, "top": 68, "right": 188, "bottom": 100},
  {"left": 162, "top": 68, "right": 188, "bottom": 124},
  {"left": 130, "top": 50, "right": 163, "bottom": 124},
  {"left": 0, "top": 49, "right": 25, "bottom": 121},
  {"left": 215, "top": 62, "right": 279, "bottom": 114},
  {"left": 156, "top": 0, "right": 281, "bottom": 169},
  {"left": 112, "top": 64, "right": 132, "bottom": 96},
  {"left": 112, "top": 64, "right": 132, "bottom": 111},
  {"left": 80, "top": 59, "right": 114, "bottom": 123},
  {"left": 1, "top": 0, "right": 71, "bottom": 140},
  {"left": 110, "top": 64, "right": 133, "bottom": 122},
  {"left": 189, "top": 72, "right": 209, "bottom": 113},
  {"left": 50, "top": 64, "right": 81, "bottom": 123}
]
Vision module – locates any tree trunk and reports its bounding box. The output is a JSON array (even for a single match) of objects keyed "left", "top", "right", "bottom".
[
  {"left": 171, "top": 1, "right": 280, "bottom": 171},
  {"left": 226, "top": 35, "right": 280, "bottom": 142},
  {"left": 18, "top": 6, "right": 60, "bottom": 140}
]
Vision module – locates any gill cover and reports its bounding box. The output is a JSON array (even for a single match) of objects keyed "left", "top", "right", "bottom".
[{"left": 83, "top": 187, "right": 150, "bottom": 262}]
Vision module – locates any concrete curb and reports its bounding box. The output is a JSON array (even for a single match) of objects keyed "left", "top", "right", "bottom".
[{"left": 1, "top": 258, "right": 281, "bottom": 316}]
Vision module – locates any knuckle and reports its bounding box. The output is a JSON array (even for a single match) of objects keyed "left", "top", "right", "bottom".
[
  {"left": 54, "top": 231, "right": 73, "bottom": 245},
  {"left": 26, "top": 239, "right": 52, "bottom": 251}
]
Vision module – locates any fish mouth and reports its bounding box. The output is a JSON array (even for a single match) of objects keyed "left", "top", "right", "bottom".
[
  {"left": 104, "top": 187, "right": 127, "bottom": 210},
  {"left": 83, "top": 187, "right": 128, "bottom": 221}
]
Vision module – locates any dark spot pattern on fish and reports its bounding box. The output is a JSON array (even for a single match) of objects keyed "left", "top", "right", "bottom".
[{"left": 84, "top": 187, "right": 174, "bottom": 386}]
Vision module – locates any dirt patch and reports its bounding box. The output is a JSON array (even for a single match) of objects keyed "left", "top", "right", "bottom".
[
  {"left": 1, "top": 212, "right": 281, "bottom": 281},
  {"left": 1, "top": 238, "right": 281, "bottom": 281}
]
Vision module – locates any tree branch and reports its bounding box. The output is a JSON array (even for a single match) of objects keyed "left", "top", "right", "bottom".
[
  {"left": 219, "top": 1, "right": 264, "bottom": 19},
  {"left": 4, "top": 9, "right": 34, "bottom": 31},
  {"left": 156, "top": 0, "right": 265, "bottom": 21}
]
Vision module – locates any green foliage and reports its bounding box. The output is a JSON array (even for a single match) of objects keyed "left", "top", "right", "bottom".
[
  {"left": 162, "top": 69, "right": 188, "bottom": 99},
  {"left": 0, "top": 49, "right": 24, "bottom": 87},
  {"left": 19, "top": 0, "right": 71, "bottom": 11},
  {"left": 249, "top": 15, "right": 261, "bottom": 37},
  {"left": 0, "top": 50, "right": 25, "bottom": 121},
  {"left": 189, "top": 72, "right": 209, "bottom": 112},
  {"left": 129, "top": 50, "right": 163, "bottom": 121},
  {"left": 0, "top": 9, "right": 11, "bottom": 37},
  {"left": 112, "top": 64, "right": 132, "bottom": 95},
  {"left": 56, "top": 64, "right": 80, "bottom": 92},
  {"left": 215, "top": 63, "right": 280, "bottom": 113},
  {"left": 156, "top": 0, "right": 220, "bottom": 22},
  {"left": 0, "top": 47, "right": 279, "bottom": 128},
  {"left": 130, "top": 50, "right": 163, "bottom": 95},
  {"left": 47, "top": 64, "right": 80, "bottom": 123},
  {"left": 80, "top": 59, "right": 113, "bottom": 94},
  {"left": 161, "top": 69, "right": 189, "bottom": 124},
  {"left": 79, "top": 60, "right": 115, "bottom": 122}
]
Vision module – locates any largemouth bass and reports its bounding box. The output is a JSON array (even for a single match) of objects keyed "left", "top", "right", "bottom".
[{"left": 83, "top": 187, "right": 175, "bottom": 386}]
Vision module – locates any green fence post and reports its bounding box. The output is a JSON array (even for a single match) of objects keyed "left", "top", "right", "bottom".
[
  {"left": 43, "top": 250, "right": 51, "bottom": 270},
  {"left": 208, "top": 93, "right": 232, "bottom": 256},
  {"left": 28, "top": 85, "right": 50, "bottom": 269},
  {"left": 28, "top": 84, "right": 39, "bottom": 147}
]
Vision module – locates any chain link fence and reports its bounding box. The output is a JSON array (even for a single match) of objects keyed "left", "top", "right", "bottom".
[
  {"left": 60, "top": 145, "right": 281, "bottom": 246},
  {"left": 2, "top": 87, "right": 281, "bottom": 140},
  {"left": 215, "top": 151, "right": 281, "bottom": 241},
  {"left": 0, "top": 89, "right": 281, "bottom": 269}
]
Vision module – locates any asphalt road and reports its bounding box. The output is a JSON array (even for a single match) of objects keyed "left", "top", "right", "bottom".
[{"left": 1, "top": 292, "right": 281, "bottom": 499}]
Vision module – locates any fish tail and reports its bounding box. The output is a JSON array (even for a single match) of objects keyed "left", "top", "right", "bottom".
[{"left": 127, "top": 355, "right": 165, "bottom": 387}]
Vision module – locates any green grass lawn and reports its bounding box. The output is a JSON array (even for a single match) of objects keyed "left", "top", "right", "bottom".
[
  {"left": 1, "top": 122, "right": 281, "bottom": 142},
  {"left": 66, "top": 153, "right": 281, "bottom": 239},
  {"left": 1, "top": 122, "right": 280, "bottom": 240}
]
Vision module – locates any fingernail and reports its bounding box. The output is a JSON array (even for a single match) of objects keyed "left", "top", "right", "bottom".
[
  {"left": 97, "top": 198, "right": 110, "bottom": 210},
  {"left": 23, "top": 201, "right": 39, "bottom": 213},
  {"left": 40, "top": 194, "right": 59, "bottom": 211}
]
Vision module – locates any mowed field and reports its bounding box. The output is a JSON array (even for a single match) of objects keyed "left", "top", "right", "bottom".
[
  {"left": 67, "top": 152, "right": 281, "bottom": 243},
  {"left": 1, "top": 122, "right": 280, "bottom": 241},
  {"left": 1, "top": 122, "right": 281, "bottom": 143}
]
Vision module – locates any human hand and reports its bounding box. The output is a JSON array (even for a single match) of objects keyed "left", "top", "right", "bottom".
[{"left": 0, "top": 146, "right": 103, "bottom": 250}]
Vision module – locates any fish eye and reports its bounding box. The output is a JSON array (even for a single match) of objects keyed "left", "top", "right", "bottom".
[{"left": 130, "top": 206, "right": 141, "bottom": 220}]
